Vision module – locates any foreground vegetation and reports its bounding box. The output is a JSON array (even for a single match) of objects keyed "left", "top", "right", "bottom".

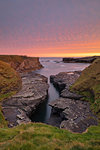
[
  {"left": 0, "top": 60, "right": 21, "bottom": 102},
  {"left": 72, "top": 59, "right": 100, "bottom": 120},
  {"left": 0, "top": 56, "right": 100, "bottom": 150},
  {"left": 0, "top": 123, "right": 100, "bottom": 150}
]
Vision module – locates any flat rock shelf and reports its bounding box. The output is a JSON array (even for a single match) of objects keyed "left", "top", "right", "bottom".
[{"left": 2, "top": 72, "right": 49, "bottom": 127}]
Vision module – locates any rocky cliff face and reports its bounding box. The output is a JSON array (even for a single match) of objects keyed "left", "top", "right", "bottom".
[
  {"left": 2, "top": 72, "right": 49, "bottom": 127},
  {"left": 0, "top": 55, "right": 43, "bottom": 73},
  {"left": 49, "top": 71, "right": 98, "bottom": 133},
  {"left": 11, "top": 57, "right": 43, "bottom": 73}
]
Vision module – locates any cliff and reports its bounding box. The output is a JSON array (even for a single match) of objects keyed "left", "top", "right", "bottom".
[
  {"left": 0, "top": 55, "right": 43, "bottom": 72},
  {"left": 72, "top": 58, "right": 100, "bottom": 119},
  {"left": 49, "top": 71, "right": 97, "bottom": 133},
  {"left": 63, "top": 56, "right": 100, "bottom": 63}
]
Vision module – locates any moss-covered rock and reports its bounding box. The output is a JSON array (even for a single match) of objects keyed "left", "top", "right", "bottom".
[
  {"left": 0, "top": 60, "right": 22, "bottom": 101},
  {"left": 72, "top": 59, "right": 100, "bottom": 116},
  {"left": 0, "top": 60, "right": 22, "bottom": 127}
]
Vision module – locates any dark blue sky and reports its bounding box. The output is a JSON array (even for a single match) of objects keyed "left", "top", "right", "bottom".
[{"left": 0, "top": 0, "right": 100, "bottom": 56}]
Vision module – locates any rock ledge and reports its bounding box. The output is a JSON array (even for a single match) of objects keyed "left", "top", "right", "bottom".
[
  {"left": 2, "top": 72, "right": 49, "bottom": 127},
  {"left": 49, "top": 71, "right": 97, "bottom": 133}
]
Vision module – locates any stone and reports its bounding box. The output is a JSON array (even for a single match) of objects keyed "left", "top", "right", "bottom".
[
  {"left": 61, "top": 88, "right": 83, "bottom": 99},
  {"left": 2, "top": 72, "right": 49, "bottom": 127},
  {"left": 49, "top": 71, "right": 98, "bottom": 133}
]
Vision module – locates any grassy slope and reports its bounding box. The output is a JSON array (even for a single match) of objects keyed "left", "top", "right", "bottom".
[
  {"left": 0, "top": 123, "right": 100, "bottom": 150},
  {"left": 0, "top": 60, "right": 21, "bottom": 101},
  {"left": 71, "top": 59, "right": 100, "bottom": 118},
  {"left": 0, "top": 60, "right": 21, "bottom": 128}
]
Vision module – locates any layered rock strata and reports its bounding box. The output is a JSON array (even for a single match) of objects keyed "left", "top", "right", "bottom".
[
  {"left": 49, "top": 71, "right": 97, "bottom": 133},
  {"left": 2, "top": 72, "right": 49, "bottom": 127},
  {"left": 0, "top": 55, "right": 43, "bottom": 73}
]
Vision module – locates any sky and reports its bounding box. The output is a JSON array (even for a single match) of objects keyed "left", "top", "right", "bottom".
[{"left": 0, "top": 0, "right": 100, "bottom": 57}]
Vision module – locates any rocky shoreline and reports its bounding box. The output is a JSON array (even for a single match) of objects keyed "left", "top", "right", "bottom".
[
  {"left": 2, "top": 72, "right": 49, "bottom": 127},
  {"left": 63, "top": 56, "right": 100, "bottom": 63},
  {"left": 49, "top": 71, "right": 98, "bottom": 133}
]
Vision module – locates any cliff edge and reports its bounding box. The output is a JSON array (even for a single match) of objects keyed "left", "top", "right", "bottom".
[{"left": 0, "top": 55, "right": 43, "bottom": 72}]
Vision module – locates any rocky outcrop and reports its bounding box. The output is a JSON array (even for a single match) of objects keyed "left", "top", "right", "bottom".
[
  {"left": 16, "top": 57, "right": 42, "bottom": 72},
  {"left": 49, "top": 71, "right": 98, "bottom": 133},
  {"left": 63, "top": 56, "right": 100, "bottom": 63},
  {"left": 50, "top": 71, "right": 81, "bottom": 95},
  {"left": 0, "top": 55, "right": 43, "bottom": 73},
  {"left": 2, "top": 72, "right": 49, "bottom": 127}
]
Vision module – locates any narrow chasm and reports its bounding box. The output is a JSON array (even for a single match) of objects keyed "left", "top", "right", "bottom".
[{"left": 30, "top": 77, "right": 60, "bottom": 124}]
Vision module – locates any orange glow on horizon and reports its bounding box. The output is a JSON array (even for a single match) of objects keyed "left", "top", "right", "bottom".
[{"left": 29, "top": 53, "right": 100, "bottom": 57}]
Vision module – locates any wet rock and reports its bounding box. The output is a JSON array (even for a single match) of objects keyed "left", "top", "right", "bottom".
[
  {"left": 49, "top": 71, "right": 98, "bottom": 133},
  {"left": 47, "top": 113, "right": 62, "bottom": 128},
  {"left": 50, "top": 71, "right": 81, "bottom": 92},
  {"left": 49, "top": 97, "right": 97, "bottom": 133},
  {"left": 50, "top": 71, "right": 82, "bottom": 97},
  {"left": 61, "top": 88, "right": 83, "bottom": 99},
  {"left": 2, "top": 72, "right": 49, "bottom": 127}
]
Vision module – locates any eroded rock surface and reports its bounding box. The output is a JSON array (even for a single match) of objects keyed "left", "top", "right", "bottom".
[
  {"left": 49, "top": 71, "right": 97, "bottom": 133},
  {"left": 2, "top": 72, "right": 49, "bottom": 127}
]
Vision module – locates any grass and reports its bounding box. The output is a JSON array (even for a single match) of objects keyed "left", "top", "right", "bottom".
[
  {"left": 0, "top": 60, "right": 22, "bottom": 127},
  {"left": 71, "top": 58, "right": 100, "bottom": 116},
  {"left": 0, "top": 123, "right": 100, "bottom": 150},
  {"left": 0, "top": 60, "right": 22, "bottom": 101},
  {"left": 0, "top": 106, "right": 8, "bottom": 128}
]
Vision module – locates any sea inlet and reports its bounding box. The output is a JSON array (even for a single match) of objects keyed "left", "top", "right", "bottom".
[{"left": 30, "top": 57, "right": 89, "bottom": 123}]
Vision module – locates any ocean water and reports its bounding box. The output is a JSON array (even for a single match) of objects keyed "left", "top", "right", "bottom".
[{"left": 30, "top": 57, "right": 90, "bottom": 123}]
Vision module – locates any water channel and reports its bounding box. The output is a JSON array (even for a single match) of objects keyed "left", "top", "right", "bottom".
[{"left": 31, "top": 57, "right": 89, "bottom": 123}]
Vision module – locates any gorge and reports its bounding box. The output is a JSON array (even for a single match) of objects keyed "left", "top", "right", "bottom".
[{"left": 0, "top": 56, "right": 100, "bottom": 150}]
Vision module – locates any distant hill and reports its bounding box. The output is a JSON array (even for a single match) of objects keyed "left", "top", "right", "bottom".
[{"left": 63, "top": 56, "right": 100, "bottom": 63}]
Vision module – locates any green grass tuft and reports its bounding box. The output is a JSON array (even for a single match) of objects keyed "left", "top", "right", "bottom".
[{"left": 0, "top": 123, "right": 100, "bottom": 150}]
